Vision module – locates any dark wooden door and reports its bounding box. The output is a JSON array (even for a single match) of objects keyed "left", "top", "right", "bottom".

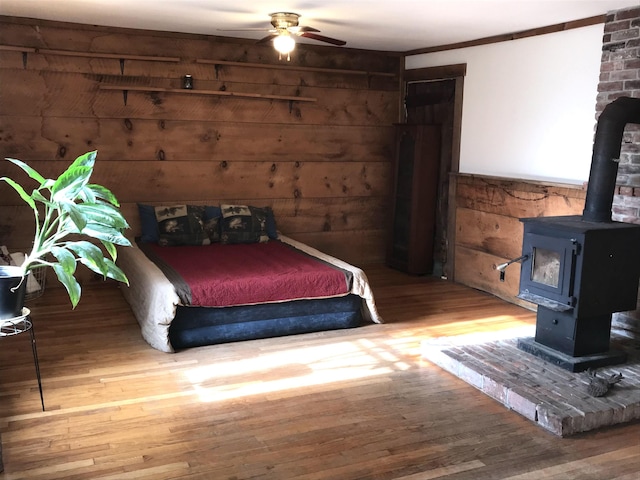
[
  {"left": 387, "top": 124, "right": 441, "bottom": 275},
  {"left": 404, "top": 79, "right": 456, "bottom": 276}
]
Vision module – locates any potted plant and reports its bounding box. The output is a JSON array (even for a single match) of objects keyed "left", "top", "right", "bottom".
[{"left": 0, "top": 150, "right": 131, "bottom": 319}]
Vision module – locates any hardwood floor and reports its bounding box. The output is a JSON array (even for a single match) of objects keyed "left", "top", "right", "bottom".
[{"left": 1, "top": 265, "right": 639, "bottom": 479}]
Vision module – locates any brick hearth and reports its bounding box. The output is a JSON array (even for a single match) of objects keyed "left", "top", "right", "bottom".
[{"left": 421, "top": 326, "right": 640, "bottom": 436}]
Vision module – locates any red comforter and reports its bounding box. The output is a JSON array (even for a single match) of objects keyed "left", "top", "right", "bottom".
[{"left": 141, "top": 240, "right": 351, "bottom": 307}]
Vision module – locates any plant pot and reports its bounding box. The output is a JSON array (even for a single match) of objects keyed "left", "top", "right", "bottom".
[{"left": 0, "top": 265, "right": 28, "bottom": 320}]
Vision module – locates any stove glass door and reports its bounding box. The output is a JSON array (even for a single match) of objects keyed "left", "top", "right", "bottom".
[
  {"left": 531, "top": 247, "right": 561, "bottom": 288},
  {"left": 518, "top": 233, "right": 578, "bottom": 311}
]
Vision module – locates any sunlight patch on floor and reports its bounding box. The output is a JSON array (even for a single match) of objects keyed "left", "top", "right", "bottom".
[
  {"left": 422, "top": 315, "right": 534, "bottom": 342},
  {"left": 185, "top": 338, "right": 413, "bottom": 403},
  {"left": 182, "top": 315, "right": 533, "bottom": 403},
  {"left": 424, "top": 324, "right": 536, "bottom": 348}
]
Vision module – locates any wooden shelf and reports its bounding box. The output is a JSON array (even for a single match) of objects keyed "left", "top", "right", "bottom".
[
  {"left": 196, "top": 58, "right": 397, "bottom": 78},
  {"left": 98, "top": 84, "right": 317, "bottom": 105},
  {"left": 1, "top": 44, "right": 396, "bottom": 77},
  {"left": 0, "top": 45, "right": 180, "bottom": 72},
  {"left": 0, "top": 45, "right": 180, "bottom": 62},
  {"left": 35, "top": 49, "right": 180, "bottom": 62},
  {"left": 0, "top": 45, "right": 36, "bottom": 53},
  {"left": 0, "top": 44, "right": 396, "bottom": 78}
]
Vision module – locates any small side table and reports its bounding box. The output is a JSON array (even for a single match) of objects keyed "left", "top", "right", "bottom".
[{"left": 0, "top": 307, "right": 45, "bottom": 411}]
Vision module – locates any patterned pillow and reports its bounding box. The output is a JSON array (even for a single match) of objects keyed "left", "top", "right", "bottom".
[
  {"left": 220, "top": 204, "right": 271, "bottom": 244},
  {"left": 154, "top": 205, "right": 209, "bottom": 246}
]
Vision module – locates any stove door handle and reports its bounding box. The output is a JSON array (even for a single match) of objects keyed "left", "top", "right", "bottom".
[{"left": 496, "top": 254, "right": 529, "bottom": 282}]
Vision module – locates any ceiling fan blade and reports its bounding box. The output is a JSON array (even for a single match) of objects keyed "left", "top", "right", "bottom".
[
  {"left": 291, "top": 26, "right": 321, "bottom": 33},
  {"left": 218, "top": 28, "right": 271, "bottom": 32},
  {"left": 256, "top": 34, "right": 278, "bottom": 45},
  {"left": 300, "top": 32, "right": 346, "bottom": 46}
]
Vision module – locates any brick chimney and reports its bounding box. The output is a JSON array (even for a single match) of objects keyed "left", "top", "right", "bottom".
[{"left": 599, "top": 6, "right": 640, "bottom": 337}]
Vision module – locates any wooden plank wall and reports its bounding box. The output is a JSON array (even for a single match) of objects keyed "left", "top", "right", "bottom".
[
  {"left": 453, "top": 173, "right": 586, "bottom": 308},
  {"left": 0, "top": 16, "right": 400, "bottom": 287}
]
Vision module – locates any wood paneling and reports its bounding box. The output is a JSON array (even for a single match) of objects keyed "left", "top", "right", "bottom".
[
  {"left": 0, "top": 118, "right": 394, "bottom": 162},
  {"left": 0, "top": 69, "right": 396, "bottom": 125},
  {"left": 454, "top": 244, "right": 523, "bottom": 307},
  {"left": 0, "top": 16, "right": 400, "bottom": 265},
  {"left": 0, "top": 50, "right": 398, "bottom": 91},
  {"left": 0, "top": 161, "right": 391, "bottom": 204},
  {"left": 455, "top": 207, "right": 522, "bottom": 260},
  {"left": 455, "top": 175, "right": 585, "bottom": 218},
  {"left": 452, "top": 174, "right": 586, "bottom": 308}
]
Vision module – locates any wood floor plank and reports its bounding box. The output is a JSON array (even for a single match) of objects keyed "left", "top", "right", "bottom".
[
  {"left": 393, "top": 460, "right": 487, "bottom": 480},
  {"left": 501, "top": 445, "right": 640, "bottom": 479},
  {"left": 1, "top": 265, "right": 639, "bottom": 479}
]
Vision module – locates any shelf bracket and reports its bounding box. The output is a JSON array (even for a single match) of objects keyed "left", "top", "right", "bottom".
[
  {"left": 122, "top": 89, "right": 128, "bottom": 106},
  {"left": 288, "top": 100, "right": 294, "bottom": 114},
  {"left": 214, "top": 64, "right": 220, "bottom": 80},
  {"left": 22, "top": 51, "right": 28, "bottom": 69},
  {"left": 119, "top": 58, "right": 125, "bottom": 75}
]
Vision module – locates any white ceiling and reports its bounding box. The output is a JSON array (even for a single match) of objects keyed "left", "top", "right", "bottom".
[{"left": 1, "top": 0, "right": 638, "bottom": 52}]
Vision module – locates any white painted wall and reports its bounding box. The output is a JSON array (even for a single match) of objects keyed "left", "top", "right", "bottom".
[{"left": 405, "top": 24, "right": 604, "bottom": 184}]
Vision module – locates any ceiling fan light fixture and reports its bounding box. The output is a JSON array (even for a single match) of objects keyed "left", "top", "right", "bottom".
[{"left": 273, "top": 33, "right": 296, "bottom": 61}]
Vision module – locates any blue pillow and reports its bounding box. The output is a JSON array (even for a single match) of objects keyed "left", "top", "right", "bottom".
[
  {"left": 204, "top": 205, "right": 221, "bottom": 220},
  {"left": 264, "top": 206, "right": 278, "bottom": 239},
  {"left": 204, "top": 205, "right": 222, "bottom": 243},
  {"left": 137, "top": 203, "right": 159, "bottom": 243}
]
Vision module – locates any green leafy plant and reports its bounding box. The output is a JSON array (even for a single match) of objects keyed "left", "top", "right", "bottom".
[{"left": 0, "top": 151, "right": 131, "bottom": 307}]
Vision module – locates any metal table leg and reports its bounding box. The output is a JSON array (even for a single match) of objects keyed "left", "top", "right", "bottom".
[
  {"left": 1, "top": 308, "right": 45, "bottom": 412},
  {"left": 27, "top": 316, "right": 45, "bottom": 411}
]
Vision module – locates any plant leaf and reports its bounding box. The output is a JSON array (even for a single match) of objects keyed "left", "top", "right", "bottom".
[
  {"left": 51, "top": 151, "right": 97, "bottom": 199},
  {"left": 60, "top": 201, "right": 87, "bottom": 232},
  {"left": 52, "top": 263, "right": 81, "bottom": 308},
  {"left": 4, "top": 158, "right": 46, "bottom": 185},
  {"left": 80, "top": 223, "right": 132, "bottom": 246},
  {"left": 67, "top": 240, "right": 108, "bottom": 276},
  {"left": 51, "top": 246, "right": 78, "bottom": 274},
  {"left": 102, "top": 240, "right": 118, "bottom": 261},
  {"left": 69, "top": 151, "right": 97, "bottom": 169},
  {"left": 76, "top": 185, "right": 96, "bottom": 204},
  {"left": 74, "top": 203, "right": 130, "bottom": 229},
  {"left": 76, "top": 257, "right": 128, "bottom": 285},
  {"left": 103, "top": 258, "right": 129, "bottom": 285},
  {"left": 51, "top": 165, "right": 93, "bottom": 201},
  {"left": 87, "top": 184, "right": 119, "bottom": 207},
  {"left": 31, "top": 189, "right": 49, "bottom": 203},
  {"left": 0, "top": 177, "right": 36, "bottom": 209}
]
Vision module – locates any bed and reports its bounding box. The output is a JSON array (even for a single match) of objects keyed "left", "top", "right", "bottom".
[{"left": 117, "top": 203, "right": 383, "bottom": 352}]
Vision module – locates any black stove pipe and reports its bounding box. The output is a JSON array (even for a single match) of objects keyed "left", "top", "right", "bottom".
[{"left": 582, "top": 96, "right": 640, "bottom": 223}]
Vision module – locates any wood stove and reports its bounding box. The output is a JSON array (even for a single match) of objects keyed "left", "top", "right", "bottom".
[{"left": 509, "top": 97, "right": 640, "bottom": 372}]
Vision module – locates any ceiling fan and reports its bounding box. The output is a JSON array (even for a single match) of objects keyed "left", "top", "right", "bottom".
[{"left": 222, "top": 12, "right": 347, "bottom": 60}]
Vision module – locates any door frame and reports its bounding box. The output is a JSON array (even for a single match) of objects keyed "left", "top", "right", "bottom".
[{"left": 400, "top": 63, "right": 466, "bottom": 280}]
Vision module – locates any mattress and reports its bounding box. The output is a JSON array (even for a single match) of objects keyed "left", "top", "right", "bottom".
[{"left": 118, "top": 234, "right": 382, "bottom": 352}]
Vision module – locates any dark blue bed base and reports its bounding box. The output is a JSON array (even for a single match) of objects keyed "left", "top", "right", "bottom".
[{"left": 168, "top": 294, "right": 364, "bottom": 350}]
